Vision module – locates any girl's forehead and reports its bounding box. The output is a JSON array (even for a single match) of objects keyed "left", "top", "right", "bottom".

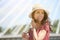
[
  {"left": 36, "top": 9, "right": 44, "bottom": 12},
  {"left": 35, "top": 9, "right": 44, "bottom": 14},
  {"left": 35, "top": 9, "right": 44, "bottom": 12}
]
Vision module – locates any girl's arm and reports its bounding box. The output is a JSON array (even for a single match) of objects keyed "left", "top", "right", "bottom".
[{"left": 36, "top": 30, "right": 46, "bottom": 40}]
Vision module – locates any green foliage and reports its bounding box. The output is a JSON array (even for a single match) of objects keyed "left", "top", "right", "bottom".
[
  {"left": 18, "top": 24, "right": 26, "bottom": 34},
  {"left": 0, "top": 27, "right": 3, "bottom": 32},
  {"left": 52, "top": 20, "right": 59, "bottom": 33},
  {"left": 4, "top": 28, "right": 12, "bottom": 35},
  {"left": 11, "top": 25, "right": 17, "bottom": 31},
  {"left": 59, "top": 29, "right": 60, "bottom": 33}
]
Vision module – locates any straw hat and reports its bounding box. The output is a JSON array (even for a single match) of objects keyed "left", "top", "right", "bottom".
[
  {"left": 32, "top": 4, "right": 46, "bottom": 11},
  {"left": 29, "top": 4, "right": 49, "bottom": 18}
]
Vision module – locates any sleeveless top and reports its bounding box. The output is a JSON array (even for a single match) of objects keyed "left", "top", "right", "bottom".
[{"left": 28, "top": 21, "right": 50, "bottom": 40}]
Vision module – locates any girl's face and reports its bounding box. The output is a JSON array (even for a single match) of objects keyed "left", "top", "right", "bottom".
[{"left": 34, "top": 9, "right": 44, "bottom": 22}]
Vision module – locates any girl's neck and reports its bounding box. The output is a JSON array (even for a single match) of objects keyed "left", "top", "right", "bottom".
[{"left": 35, "top": 23, "right": 41, "bottom": 30}]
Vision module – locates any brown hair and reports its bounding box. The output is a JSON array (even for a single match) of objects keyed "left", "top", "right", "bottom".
[{"left": 30, "top": 9, "right": 48, "bottom": 25}]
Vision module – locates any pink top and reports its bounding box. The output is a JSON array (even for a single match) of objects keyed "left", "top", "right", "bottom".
[{"left": 28, "top": 21, "right": 50, "bottom": 40}]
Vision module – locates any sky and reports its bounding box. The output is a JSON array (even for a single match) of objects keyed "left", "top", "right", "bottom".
[{"left": 0, "top": 0, "right": 60, "bottom": 28}]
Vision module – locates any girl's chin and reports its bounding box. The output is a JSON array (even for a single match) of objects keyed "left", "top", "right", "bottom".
[{"left": 38, "top": 19, "right": 42, "bottom": 22}]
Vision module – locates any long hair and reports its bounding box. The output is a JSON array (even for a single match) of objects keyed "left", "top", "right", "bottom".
[
  {"left": 30, "top": 9, "right": 48, "bottom": 25},
  {"left": 30, "top": 9, "right": 52, "bottom": 31}
]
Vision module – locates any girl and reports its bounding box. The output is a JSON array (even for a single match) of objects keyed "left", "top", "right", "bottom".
[{"left": 22, "top": 9, "right": 51, "bottom": 40}]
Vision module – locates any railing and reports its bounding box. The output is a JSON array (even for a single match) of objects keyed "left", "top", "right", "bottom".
[
  {"left": 50, "top": 34, "right": 60, "bottom": 40},
  {"left": 0, "top": 34, "right": 60, "bottom": 40}
]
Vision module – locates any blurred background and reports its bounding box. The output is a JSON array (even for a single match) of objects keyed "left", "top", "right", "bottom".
[{"left": 0, "top": 0, "right": 60, "bottom": 40}]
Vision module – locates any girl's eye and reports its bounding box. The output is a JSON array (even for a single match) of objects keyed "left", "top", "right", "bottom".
[{"left": 37, "top": 12, "right": 40, "bottom": 14}]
